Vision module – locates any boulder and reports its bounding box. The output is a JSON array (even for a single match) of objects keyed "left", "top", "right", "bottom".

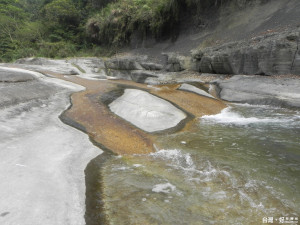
[{"left": 109, "top": 89, "right": 187, "bottom": 132}]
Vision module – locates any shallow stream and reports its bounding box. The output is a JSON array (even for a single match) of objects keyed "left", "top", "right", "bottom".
[{"left": 90, "top": 103, "right": 300, "bottom": 225}]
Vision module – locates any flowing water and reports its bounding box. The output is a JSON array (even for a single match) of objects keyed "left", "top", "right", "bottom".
[{"left": 91, "top": 104, "right": 300, "bottom": 225}]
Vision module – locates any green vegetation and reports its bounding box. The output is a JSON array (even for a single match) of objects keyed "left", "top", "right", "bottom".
[
  {"left": 85, "top": 0, "right": 228, "bottom": 46},
  {"left": 86, "top": 0, "right": 181, "bottom": 46},
  {"left": 0, "top": 0, "right": 105, "bottom": 62},
  {"left": 0, "top": 0, "right": 223, "bottom": 62}
]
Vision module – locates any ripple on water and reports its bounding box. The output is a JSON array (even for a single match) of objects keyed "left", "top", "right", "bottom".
[{"left": 98, "top": 104, "right": 300, "bottom": 224}]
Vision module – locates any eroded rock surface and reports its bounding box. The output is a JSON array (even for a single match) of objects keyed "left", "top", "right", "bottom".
[
  {"left": 0, "top": 66, "right": 100, "bottom": 225},
  {"left": 109, "top": 89, "right": 187, "bottom": 132}
]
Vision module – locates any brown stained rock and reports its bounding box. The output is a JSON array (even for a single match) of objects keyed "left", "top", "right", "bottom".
[
  {"left": 45, "top": 72, "right": 226, "bottom": 155},
  {"left": 150, "top": 84, "right": 226, "bottom": 117},
  {"left": 46, "top": 73, "right": 154, "bottom": 155},
  {"left": 66, "top": 91, "right": 154, "bottom": 155}
]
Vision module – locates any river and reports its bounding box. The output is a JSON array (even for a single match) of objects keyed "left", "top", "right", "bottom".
[{"left": 88, "top": 103, "right": 300, "bottom": 225}]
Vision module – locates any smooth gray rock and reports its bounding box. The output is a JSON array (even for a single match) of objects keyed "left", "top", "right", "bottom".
[
  {"left": 0, "top": 67, "right": 100, "bottom": 225},
  {"left": 13, "top": 58, "right": 80, "bottom": 75},
  {"left": 0, "top": 80, "right": 63, "bottom": 108},
  {"left": 0, "top": 68, "right": 36, "bottom": 82},
  {"left": 215, "top": 75, "right": 300, "bottom": 108},
  {"left": 192, "top": 29, "right": 300, "bottom": 75},
  {"left": 109, "top": 89, "right": 186, "bottom": 132},
  {"left": 179, "top": 83, "right": 215, "bottom": 99}
]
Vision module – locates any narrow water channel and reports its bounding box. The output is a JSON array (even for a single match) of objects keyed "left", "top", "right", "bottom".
[{"left": 88, "top": 103, "right": 300, "bottom": 225}]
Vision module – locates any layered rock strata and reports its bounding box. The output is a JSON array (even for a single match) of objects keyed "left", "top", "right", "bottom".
[{"left": 191, "top": 29, "right": 300, "bottom": 75}]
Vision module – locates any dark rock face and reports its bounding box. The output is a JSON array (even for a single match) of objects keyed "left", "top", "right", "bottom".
[
  {"left": 215, "top": 75, "right": 300, "bottom": 108},
  {"left": 192, "top": 29, "right": 300, "bottom": 75}
]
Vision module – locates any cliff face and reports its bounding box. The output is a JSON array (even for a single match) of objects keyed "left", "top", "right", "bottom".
[
  {"left": 191, "top": 29, "right": 300, "bottom": 75},
  {"left": 130, "top": 0, "right": 300, "bottom": 75}
]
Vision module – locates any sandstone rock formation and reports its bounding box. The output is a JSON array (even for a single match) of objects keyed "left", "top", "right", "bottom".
[{"left": 191, "top": 29, "right": 300, "bottom": 76}]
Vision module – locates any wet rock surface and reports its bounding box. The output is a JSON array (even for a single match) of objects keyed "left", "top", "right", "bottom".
[
  {"left": 215, "top": 75, "right": 300, "bottom": 108},
  {"left": 1, "top": 56, "right": 299, "bottom": 225}
]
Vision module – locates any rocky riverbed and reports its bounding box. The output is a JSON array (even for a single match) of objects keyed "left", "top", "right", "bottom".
[
  {"left": 0, "top": 67, "right": 100, "bottom": 225},
  {"left": 0, "top": 56, "right": 299, "bottom": 225}
]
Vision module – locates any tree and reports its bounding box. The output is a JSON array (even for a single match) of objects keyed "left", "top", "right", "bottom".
[{"left": 43, "top": 0, "right": 80, "bottom": 25}]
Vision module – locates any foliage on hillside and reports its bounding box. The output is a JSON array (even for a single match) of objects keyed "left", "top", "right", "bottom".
[
  {"left": 85, "top": 0, "right": 228, "bottom": 46},
  {"left": 86, "top": 0, "right": 181, "bottom": 46},
  {"left": 0, "top": 0, "right": 110, "bottom": 62},
  {"left": 0, "top": 0, "right": 226, "bottom": 61}
]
